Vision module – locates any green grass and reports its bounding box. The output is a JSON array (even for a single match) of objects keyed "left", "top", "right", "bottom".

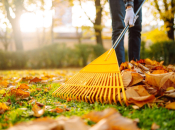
[{"left": 0, "top": 83, "right": 175, "bottom": 130}]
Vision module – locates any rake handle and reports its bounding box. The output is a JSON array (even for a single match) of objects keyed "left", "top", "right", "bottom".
[{"left": 112, "top": 0, "right": 146, "bottom": 50}]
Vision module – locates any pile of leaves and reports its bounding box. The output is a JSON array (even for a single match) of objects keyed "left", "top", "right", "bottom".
[{"left": 120, "top": 58, "right": 175, "bottom": 109}]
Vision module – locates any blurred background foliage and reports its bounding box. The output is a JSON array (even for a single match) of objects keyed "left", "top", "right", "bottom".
[{"left": 0, "top": 0, "right": 174, "bottom": 69}]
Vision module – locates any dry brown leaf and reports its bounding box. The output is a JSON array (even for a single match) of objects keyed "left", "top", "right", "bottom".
[
  {"left": 138, "top": 63, "right": 149, "bottom": 71},
  {"left": 151, "top": 123, "right": 160, "bottom": 130},
  {"left": 152, "top": 70, "right": 167, "bottom": 74},
  {"left": 145, "top": 73, "right": 169, "bottom": 88},
  {"left": 160, "top": 72, "right": 175, "bottom": 88},
  {"left": 50, "top": 107, "right": 64, "bottom": 113},
  {"left": 8, "top": 117, "right": 60, "bottom": 130},
  {"left": 129, "top": 73, "right": 143, "bottom": 86},
  {"left": 89, "top": 119, "right": 109, "bottom": 130},
  {"left": 125, "top": 87, "right": 140, "bottom": 100},
  {"left": 32, "top": 103, "right": 45, "bottom": 117},
  {"left": 82, "top": 108, "right": 117, "bottom": 123},
  {"left": 165, "top": 102, "right": 175, "bottom": 109},
  {"left": 164, "top": 89, "right": 175, "bottom": 98},
  {"left": 129, "top": 95, "right": 155, "bottom": 107},
  {"left": 18, "top": 84, "right": 29, "bottom": 90},
  {"left": 121, "top": 71, "right": 132, "bottom": 87},
  {"left": 88, "top": 108, "right": 139, "bottom": 130},
  {"left": 29, "top": 77, "right": 42, "bottom": 84},
  {"left": 64, "top": 117, "right": 89, "bottom": 130},
  {"left": 120, "top": 62, "right": 129, "bottom": 71},
  {"left": 133, "top": 85, "right": 150, "bottom": 96},
  {"left": 145, "top": 58, "right": 160, "bottom": 66},
  {"left": 9, "top": 88, "right": 30, "bottom": 98},
  {"left": 107, "top": 113, "right": 140, "bottom": 130}
]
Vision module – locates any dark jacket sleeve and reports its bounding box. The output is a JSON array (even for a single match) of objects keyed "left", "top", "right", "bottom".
[{"left": 123, "top": 0, "right": 134, "bottom": 8}]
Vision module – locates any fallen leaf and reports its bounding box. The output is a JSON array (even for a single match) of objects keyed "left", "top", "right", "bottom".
[
  {"left": 152, "top": 70, "right": 167, "bottom": 74},
  {"left": 124, "top": 87, "right": 140, "bottom": 100},
  {"left": 129, "top": 73, "right": 143, "bottom": 86},
  {"left": 29, "top": 77, "right": 42, "bottom": 84},
  {"left": 89, "top": 108, "right": 139, "bottom": 130},
  {"left": 0, "top": 102, "right": 9, "bottom": 114},
  {"left": 8, "top": 117, "right": 60, "bottom": 130},
  {"left": 133, "top": 85, "right": 150, "bottom": 96},
  {"left": 129, "top": 95, "right": 155, "bottom": 107},
  {"left": 165, "top": 102, "right": 175, "bottom": 109},
  {"left": 32, "top": 103, "right": 45, "bottom": 117},
  {"left": 64, "top": 117, "right": 89, "bottom": 130},
  {"left": 0, "top": 81, "right": 8, "bottom": 88},
  {"left": 132, "top": 105, "right": 140, "bottom": 109},
  {"left": 145, "top": 73, "right": 169, "bottom": 88},
  {"left": 82, "top": 108, "right": 117, "bottom": 123},
  {"left": 164, "top": 89, "right": 175, "bottom": 98},
  {"left": 51, "top": 107, "right": 64, "bottom": 113},
  {"left": 121, "top": 71, "right": 132, "bottom": 87},
  {"left": 18, "top": 84, "right": 29, "bottom": 90},
  {"left": 151, "top": 123, "right": 160, "bottom": 130}
]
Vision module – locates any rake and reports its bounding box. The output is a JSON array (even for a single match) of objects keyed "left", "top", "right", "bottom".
[{"left": 53, "top": 0, "right": 145, "bottom": 105}]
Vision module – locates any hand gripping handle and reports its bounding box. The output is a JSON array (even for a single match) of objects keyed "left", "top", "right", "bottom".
[{"left": 105, "top": 0, "right": 145, "bottom": 61}]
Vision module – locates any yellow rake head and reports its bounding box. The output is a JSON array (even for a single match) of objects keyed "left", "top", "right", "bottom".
[{"left": 53, "top": 48, "right": 128, "bottom": 105}]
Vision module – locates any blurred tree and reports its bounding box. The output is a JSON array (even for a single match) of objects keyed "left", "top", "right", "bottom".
[
  {"left": 78, "top": 0, "right": 108, "bottom": 46},
  {"left": 0, "top": 0, "right": 45, "bottom": 51},
  {"left": 2, "top": 0, "right": 24, "bottom": 50},
  {"left": 149, "top": 0, "right": 175, "bottom": 40},
  {"left": 0, "top": 22, "right": 12, "bottom": 51}
]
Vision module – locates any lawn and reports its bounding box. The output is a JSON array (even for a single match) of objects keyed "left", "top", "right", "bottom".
[{"left": 0, "top": 70, "right": 175, "bottom": 130}]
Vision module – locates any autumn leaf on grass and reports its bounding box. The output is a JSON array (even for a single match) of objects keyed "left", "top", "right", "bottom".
[
  {"left": 32, "top": 103, "right": 45, "bottom": 117},
  {"left": 165, "top": 102, "right": 175, "bottom": 110},
  {"left": 0, "top": 81, "right": 8, "bottom": 88},
  {"left": 29, "top": 77, "right": 42, "bottom": 84},
  {"left": 8, "top": 117, "right": 60, "bottom": 130},
  {"left": 64, "top": 117, "right": 89, "bottom": 130},
  {"left": 9, "top": 88, "right": 30, "bottom": 98},
  {"left": 18, "top": 84, "right": 29, "bottom": 90},
  {"left": 83, "top": 108, "right": 117, "bottom": 123},
  {"left": 89, "top": 108, "right": 139, "bottom": 130},
  {"left": 129, "top": 73, "right": 143, "bottom": 86},
  {"left": 50, "top": 107, "right": 64, "bottom": 113},
  {"left": 0, "top": 102, "right": 9, "bottom": 114},
  {"left": 151, "top": 123, "right": 160, "bottom": 130},
  {"left": 121, "top": 71, "right": 132, "bottom": 87}
]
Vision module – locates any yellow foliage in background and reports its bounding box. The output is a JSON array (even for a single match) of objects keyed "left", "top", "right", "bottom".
[{"left": 142, "top": 28, "right": 169, "bottom": 43}]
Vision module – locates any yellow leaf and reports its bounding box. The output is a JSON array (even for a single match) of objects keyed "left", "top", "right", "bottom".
[
  {"left": 165, "top": 102, "right": 175, "bottom": 110},
  {"left": 32, "top": 103, "right": 45, "bottom": 117}
]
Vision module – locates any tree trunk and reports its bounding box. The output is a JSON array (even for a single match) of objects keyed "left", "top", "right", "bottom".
[
  {"left": 94, "top": 27, "right": 103, "bottom": 45},
  {"left": 166, "top": 18, "right": 174, "bottom": 41},
  {"left": 94, "top": 0, "right": 103, "bottom": 45},
  {"left": 11, "top": 20, "right": 23, "bottom": 51}
]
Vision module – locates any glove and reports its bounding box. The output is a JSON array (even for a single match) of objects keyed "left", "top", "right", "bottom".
[{"left": 124, "top": 7, "right": 139, "bottom": 27}]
